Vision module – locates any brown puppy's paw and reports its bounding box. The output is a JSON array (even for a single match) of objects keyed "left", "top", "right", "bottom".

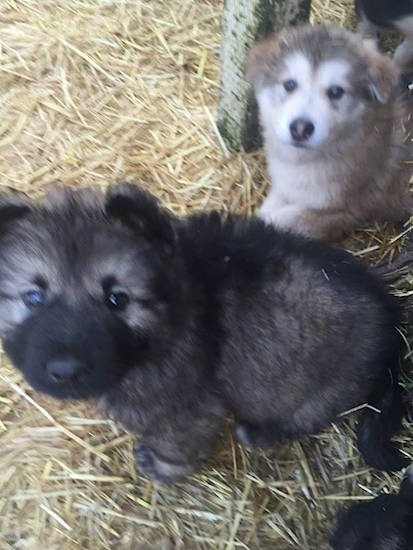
[
  {"left": 235, "top": 421, "right": 285, "bottom": 449},
  {"left": 133, "top": 443, "right": 194, "bottom": 484}
]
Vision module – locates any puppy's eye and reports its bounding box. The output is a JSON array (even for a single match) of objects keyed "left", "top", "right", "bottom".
[
  {"left": 283, "top": 79, "right": 297, "bottom": 93},
  {"left": 23, "top": 289, "right": 45, "bottom": 308},
  {"left": 327, "top": 85, "right": 345, "bottom": 100},
  {"left": 106, "top": 291, "right": 129, "bottom": 311}
]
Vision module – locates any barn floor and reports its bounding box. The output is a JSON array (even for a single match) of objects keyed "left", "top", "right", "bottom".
[{"left": 0, "top": 1, "right": 412, "bottom": 549}]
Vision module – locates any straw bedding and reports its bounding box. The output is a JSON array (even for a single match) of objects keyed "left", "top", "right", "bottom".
[{"left": 0, "top": 1, "right": 412, "bottom": 548}]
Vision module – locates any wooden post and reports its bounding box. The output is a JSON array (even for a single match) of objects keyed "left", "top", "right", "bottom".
[{"left": 217, "top": 0, "right": 311, "bottom": 152}]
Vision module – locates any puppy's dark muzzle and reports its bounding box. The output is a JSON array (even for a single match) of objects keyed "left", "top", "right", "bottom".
[
  {"left": 46, "top": 357, "right": 88, "bottom": 384},
  {"left": 4, "top": 297, "right": 136, "bottom": 399}
]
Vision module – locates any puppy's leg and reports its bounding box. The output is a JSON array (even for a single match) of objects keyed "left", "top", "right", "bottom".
[
  {"left": 133, "top": 442, "right": 197, "bottom": 483},
  {"left": 259, "top": 201, "right": 307, "bottom": 232},
  {"left": 235, "top": 419, "right": 287, "bottom": 449},
  {"left": 357, "top": 380, "right": 408, "bottom": 472},
  {"left": 135, "top": 395, "right": 224, "bottom": 483},
  {"left": 258, "top": 188, "right": 288, "bottom": 225},
  {"left": 235, "top": 393, "right": 333, "bottom": 449}
]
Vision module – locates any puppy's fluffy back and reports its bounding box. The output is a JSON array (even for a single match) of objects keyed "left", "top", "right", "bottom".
[{"left": 179, "top": 213, "right": 400, "bottom": 421}]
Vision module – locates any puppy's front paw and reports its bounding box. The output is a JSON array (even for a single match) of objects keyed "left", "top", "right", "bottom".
[
  {"left": 258, "top": 201, "right": 305, "bottom": 233},
  {"left": 133, "top": 443, "right": 194, "bottom": 484},
  {"left": 257, "top": 201, "right": 278, "bottom": 226},
  {"left": 235, "top": 421, "right": 284, "bottom": 449},
  {"left": 134, "top": 443, "right": 156, "bottom": 472}
]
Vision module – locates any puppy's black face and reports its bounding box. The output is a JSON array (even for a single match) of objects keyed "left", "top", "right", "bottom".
[
  {"left": 0, "top": 186, "right": 175, "bottom": 400},
  {"left": 3, "top": 297, "right": 137, "bottom": 399}
]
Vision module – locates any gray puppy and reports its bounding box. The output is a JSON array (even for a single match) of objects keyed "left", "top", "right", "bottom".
[{"left": 0, "top": 183, "right": 407, "bottom": 482}]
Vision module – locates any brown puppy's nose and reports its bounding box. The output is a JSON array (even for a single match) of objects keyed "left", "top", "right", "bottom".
[
  {"left": 46, "top": 358, "right": 87, "bottom": 383},
  {"left": 289, "top": 118, "right": 315, "bottom": 142}
]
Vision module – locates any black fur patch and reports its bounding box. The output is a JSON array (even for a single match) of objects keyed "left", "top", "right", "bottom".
[
  {"left": 331, "top": 470, "right": 413, "bottom": 549},
  {"left": 355, "top": 0, "right": 413, "bottom": 29}
]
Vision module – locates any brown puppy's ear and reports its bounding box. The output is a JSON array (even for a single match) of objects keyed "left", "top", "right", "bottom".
[
  {"left": 362, "top": 40, "right": 399, "bottom": 103},
  {"left": 43, "top": 183, "right": 105, "bottom": 210},
  {"left": 0, "top": 191, "right": 30, "bottom": 230},
  {"left": 105, "top": 182, "right": 176, "bottom": 250},
  {"left": 246, "top": 32, "right": 284, "bottom": 88}
]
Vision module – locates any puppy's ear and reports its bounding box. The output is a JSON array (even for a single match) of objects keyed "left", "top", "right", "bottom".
[
  {"left": 105, "top": 182, "right": 176, "bottom": 249},
  {"left": 362, "top": 41, "right": 399, "bottom": 103},
  {"left": 43, "top": 183, "right": 105, "bottom": 210},
  {"left": 0, "top": 191, "right": 30, "bottom": 230},
  {"left": 246, "top": 33, "right": 283, "bottom": 88}
]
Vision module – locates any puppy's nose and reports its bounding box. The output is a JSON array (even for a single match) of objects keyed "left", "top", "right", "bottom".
[
  {"left": 289, "top": 118, "right": 314, "bottom": 142},
  {"left": 46, "top": 358, "right": 87, "bottom": 383}
]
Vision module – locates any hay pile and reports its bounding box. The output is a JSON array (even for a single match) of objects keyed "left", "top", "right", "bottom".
[{"left": 0, "top": 1, "right": 412, "bottom": 549}]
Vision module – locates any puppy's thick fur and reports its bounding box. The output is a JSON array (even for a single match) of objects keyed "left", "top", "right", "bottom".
[
  {"left": 0, "top": 184, "right": 407, "bottom": 482},
  {"left": 247, "top": 24, "right": 412, "bottom": 241},
  {"left": 330, "top": 465, "right": 413, "bottom": 550},
  {"left": 355, "top": 0, "right": 413, "bottom": 67}
]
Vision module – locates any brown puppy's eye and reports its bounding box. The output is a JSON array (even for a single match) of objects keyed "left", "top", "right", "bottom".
[
  {"left": 106, "top": 291, "right": 129, "bottom": 311},
  {"left": 283, "top": 79, "right": 297, "bottom": 93},
  {"left": 327, "top": 85, "right": 345, "bottom": 100},
  {"left": 23, "top": 289, "right": 45, "bottom": 308}
]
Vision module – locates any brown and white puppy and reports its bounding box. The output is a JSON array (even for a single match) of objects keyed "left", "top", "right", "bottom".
[
  {"left": 247, "top": 24, "right": 412, "bottom": 241},
  {"left": 330, "top": 465, "right": 413, "bottom": 550},
  {"left": 0, "top": 183, "right": 408, "bottom": 483}
]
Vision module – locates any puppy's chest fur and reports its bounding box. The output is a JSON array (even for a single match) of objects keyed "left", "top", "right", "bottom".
[
  {"left": 260, "top": 115, "right": 411, "bottom": 240},
  {"left": 266, "top": 154, "right": 347, "bottom": 210}
]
